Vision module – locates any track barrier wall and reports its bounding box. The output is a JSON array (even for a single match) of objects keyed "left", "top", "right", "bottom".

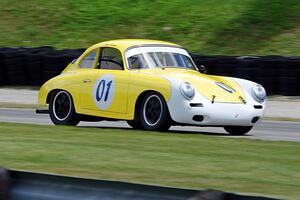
[
  {"left": 0, "top": 168, "right": 279, "bottom": 200},
  {"left": 0, "top": 48, "right": 299, "bottom": 95}
]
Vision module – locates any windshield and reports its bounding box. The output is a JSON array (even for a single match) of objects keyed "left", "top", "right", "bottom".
[{"left": 125, "top": 46, "right": 196, "bottom": 70}]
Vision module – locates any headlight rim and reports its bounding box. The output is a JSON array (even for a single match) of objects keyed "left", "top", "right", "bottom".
[
  {"left": 251, "top": 84, "right": 266, "bottom": 103},
  {"left": 180, "top": 82, "right": 195, "bottom": 100}
]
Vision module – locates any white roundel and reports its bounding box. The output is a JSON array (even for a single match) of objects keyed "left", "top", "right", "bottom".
[{"left": 93, "top": 74, "right": 115, "bottom": 110}]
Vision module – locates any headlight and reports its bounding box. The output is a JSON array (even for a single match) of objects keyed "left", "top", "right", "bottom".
[
  {"left": 180, "top": 82, "right": 195, "bottom": 100},
  {"left": 252, "top": 84, "right": 266, "bottom": 103}
]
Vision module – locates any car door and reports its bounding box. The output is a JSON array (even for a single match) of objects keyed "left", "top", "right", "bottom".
[{"left": 79, "top": 47, "right": 128, "bottom": 114}]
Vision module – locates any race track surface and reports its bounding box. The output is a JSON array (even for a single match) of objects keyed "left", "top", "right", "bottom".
[{"left": 0, "top": 108, "right": 299, "bottom": 142}]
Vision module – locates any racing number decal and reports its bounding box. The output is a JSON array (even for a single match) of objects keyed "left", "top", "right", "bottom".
[
  {"left": 96, "top": 80, "right": 112, "bottom": 102},
  {"left": 93, "top": 75, "right": 115, "bottom": 110}
]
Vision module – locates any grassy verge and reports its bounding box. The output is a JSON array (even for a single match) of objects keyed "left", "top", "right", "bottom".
[
  {"left": 0, "top": 122, "right": 299, "bottom": 199},
  {"left": 0, "top": 0, "right": 299, "bottom": 55}
]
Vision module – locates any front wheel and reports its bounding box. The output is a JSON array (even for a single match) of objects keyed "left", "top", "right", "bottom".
[
  {"left": 224, "top": 126, "right": 253, "bottom": 135},
  {"left": 49, "top": 90, "right": 80, "bottom": 126},
  {"left": 140, "top": 93, "right": 171, "bottom": 131}
]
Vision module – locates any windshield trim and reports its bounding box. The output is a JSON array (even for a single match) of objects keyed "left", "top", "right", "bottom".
[
  {"left": 125, "top": 45, "right": 198, "bottom": 71},
  {"left": 126, "top": 44, "right": 182, "bottom": 51}
]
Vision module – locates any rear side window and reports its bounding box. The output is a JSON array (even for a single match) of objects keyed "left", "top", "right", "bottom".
[{"left": 79, "top": 49, "right": 97, "bottom": 68}]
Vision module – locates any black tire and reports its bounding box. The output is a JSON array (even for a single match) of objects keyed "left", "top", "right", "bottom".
[
  {"left": 224, "top": 126, "right": 253, "bottom": 135},
  {"left": 49, "top": 90, "right": 80, "bottom": 126},
  {"left": 139, "top": 92, "right": 171, "bottom": 131},
  {"left": 127, "top": 120, "right": 142, "bottom": 129}
]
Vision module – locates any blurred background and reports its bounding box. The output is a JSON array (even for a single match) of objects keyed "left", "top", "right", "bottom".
[
  {"left": 0, "top": 0, "right": 299, "bottom": 54},
  {"left": 0, "top": 0, "right": 300, "bottom": 93},
  {"left": 0, "top": 1, "right": 300, "bottom": 199}
]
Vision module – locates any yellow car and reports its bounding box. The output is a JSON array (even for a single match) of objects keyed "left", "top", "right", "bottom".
[{"left": 37, "top": 39, "right": 266, "bottom": 135}]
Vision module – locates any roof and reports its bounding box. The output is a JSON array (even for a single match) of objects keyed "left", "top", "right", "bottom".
[{"left": 89, "top": 39, "right": 181, "bottom": 52}]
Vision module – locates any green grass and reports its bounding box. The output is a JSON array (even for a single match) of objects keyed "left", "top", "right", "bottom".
[
  {"left": 0, "top": 122, "right": 299, "bottom": 199},
  {"left": 0, "top": 0, "right": 299, "bottom": 55}
]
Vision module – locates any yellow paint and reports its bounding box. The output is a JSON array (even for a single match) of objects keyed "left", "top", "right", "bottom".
[
  {"left": 38, "top": 39, "right": 245, "bottom": 121},
  {"left": 139, "top": 68, "right": 245, "bottom": 103}
]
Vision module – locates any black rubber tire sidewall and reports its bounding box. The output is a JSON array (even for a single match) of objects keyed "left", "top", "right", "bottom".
[
  {"left": 127, "top": 120, "right": 142, "bottom": 129},
  {"left": 49, "top": 90, "right": 80, "bottom": 126},
  {"left": 139, "top": 92, "right": 171, "bottom": 131},
  {"left": 224, "top": 126, "right": 253, "bottom": 135}
]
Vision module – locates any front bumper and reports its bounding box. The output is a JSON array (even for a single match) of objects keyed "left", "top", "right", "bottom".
[{"left": 167, "top": 91, "right": 266, "bottom": 127}]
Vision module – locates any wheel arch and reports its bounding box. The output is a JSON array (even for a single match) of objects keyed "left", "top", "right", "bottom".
[
  {"left": 46, "top": 89, "right": 61, "bottom": 104},
  {"left": 133, "top": 90, "right": 170, "bottom": 121},
  {"left": 46, "top": 89, "right": 78, "bottom": 112},
  {"left": 47, "top": 89, "right": 80, "bottom": 126}
]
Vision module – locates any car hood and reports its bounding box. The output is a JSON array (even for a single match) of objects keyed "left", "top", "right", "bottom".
[{"left": 139, "top": 68, "right": 245, "bottom": 103}]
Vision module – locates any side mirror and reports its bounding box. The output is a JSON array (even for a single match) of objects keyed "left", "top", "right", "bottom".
[{"left": 198, "top": 65, "right": 207, "bottom": 74}]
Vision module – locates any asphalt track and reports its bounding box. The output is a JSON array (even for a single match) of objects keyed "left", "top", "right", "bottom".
[{"left": 0, "top": 108, "right": 299, "bottom": 142}]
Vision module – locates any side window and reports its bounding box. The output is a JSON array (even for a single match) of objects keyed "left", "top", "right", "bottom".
[
  {"left": 99, "top": 48, "right": 123, "bottom": 70},
  {"left": 79, "top": 49, "right": 97, "bottom": 68}
]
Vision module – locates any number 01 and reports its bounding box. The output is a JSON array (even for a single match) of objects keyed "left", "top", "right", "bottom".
[{"left": 96, "top": 80, "right": 112, "bottom": 102}]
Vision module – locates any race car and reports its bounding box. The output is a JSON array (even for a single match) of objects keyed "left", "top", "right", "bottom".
[{"left": 37, "top": 39, "right": 266, "bottom": 135}]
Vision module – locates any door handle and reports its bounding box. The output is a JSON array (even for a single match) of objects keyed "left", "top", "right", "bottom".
[{"left": 83, "top": 79, "right": 91, "bottom": 83}]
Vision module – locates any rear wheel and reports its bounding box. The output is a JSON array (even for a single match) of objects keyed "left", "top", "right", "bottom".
[
  {"left": 49, "top": 90, "right": 80, "bottom": 126},
  {"left": 224, "top": 126, "right": 253, "bottom": 135},
  {"left": 140, "top": 93, "right": 171, "bottom": 131}
]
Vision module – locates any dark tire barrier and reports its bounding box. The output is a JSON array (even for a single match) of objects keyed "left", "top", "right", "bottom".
[
  {"left": 235, "top": 56, "right": 260, "bottom": 82},
  {"left": 192, "top": 54, "right": 300, "bottom": 96},
  {"left": 0, "top": 48, "right": 25, "bottom": 85},
  {"left": 0, "top": 47, "right": 299, "bottom": 95},
  {"left": 279, "top": 57, "right": 300, "bottom": 96},
  {"left": 0, "top": 168, "right": 10, "bottom": 200},
  {"left": 7, "top": 169, "right": 279, "bottom": 200},
  {"left": 256, "top": 56, "right": 283, "bottom": 95},
  {"left": 0, "top": 47, "right": 84, "bottom": 86}
]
